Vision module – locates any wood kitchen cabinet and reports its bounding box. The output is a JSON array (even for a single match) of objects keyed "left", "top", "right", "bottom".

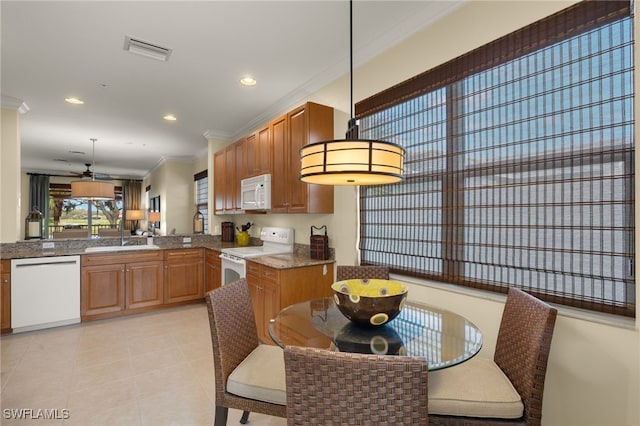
[
  {"left": 204, "top": 249, "right": 221, "bottom": 293},
  {"left": 246, "top": 261, "right": 280, "bottom": 344},
  {"left": 81, "top": 251, "right": 164, "bottom": 320},
  {"left": 214, "top": 101, "right": 334, "bottom": 215},
  {"left": 164, "top": 248, "right": 204, "bottom": 304},
  {"left": 271, "top": 102, "right": 334, "bottom": 213},
  {"left": 245, "top": 125, "right": 271, "bottom": 177},
  {"left": 246, "top": 260, "right": 334, "bottom": 344},
  {"left": 214, "top": 139, "right": 245, "bottom": 214},
  {"left": 1, "top": 260, "right": 11, "bottom": 333}
]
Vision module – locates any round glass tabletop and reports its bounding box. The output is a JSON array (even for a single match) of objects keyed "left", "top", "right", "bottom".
[{"left": 269, "top": 297, "right": 483, "bottom": 371}]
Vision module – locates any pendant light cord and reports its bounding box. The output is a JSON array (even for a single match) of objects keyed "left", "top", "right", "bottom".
[
  {"left": 345, "top": 0, "right": 358, "bottom": 139},
  {"left": 350, "top": 0, "right": 353, "bottom": 121},
  {"left": 90, "top": 138, "right": 97, "bottom": 182}
]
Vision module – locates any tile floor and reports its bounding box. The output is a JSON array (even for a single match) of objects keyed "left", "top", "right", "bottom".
[{"left": 1, "top": 303, "right": 287, "bottom": 426}]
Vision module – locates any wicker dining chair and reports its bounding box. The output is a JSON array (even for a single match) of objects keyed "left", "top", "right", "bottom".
[
  {"left": 336, "top": 265, "right": 390, "bottom": 281},
  {"left": 284, "top": 345, "right": 429, "bottom": 426},
  {"left": 205, "top": 279, "right": 287, "bottom": 426},
  {"left": 429, "top": 287, "right": 558, "bottom": 426}
]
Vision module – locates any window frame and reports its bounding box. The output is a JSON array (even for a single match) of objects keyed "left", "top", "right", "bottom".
[
  {"left": 355, "top": 0, "right": 635, "bottom": 317},
  {"left": 194, "top": 170, "right": 209, "bottom": 234}
]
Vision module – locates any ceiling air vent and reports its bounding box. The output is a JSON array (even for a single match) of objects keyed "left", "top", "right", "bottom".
[{"left": 124, "top": 36, "right": 172, "bottom": 61}]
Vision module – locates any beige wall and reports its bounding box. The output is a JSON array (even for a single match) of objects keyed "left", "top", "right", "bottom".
[
  {"left": 1, "top": 108, "right": 22, "bottom": 243},
  {"left": 299, "top": 1, "right": 639, "bottom": 425},
  {"left": 226, "top": 1, "right": 638, "bottom": 425},
  {"left": 144, "top": 159, "right": 194, "bottom": 235}
]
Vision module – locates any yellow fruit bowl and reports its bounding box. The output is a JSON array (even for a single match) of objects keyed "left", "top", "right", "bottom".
[{"left": 331, "top": 279, "right": 408, "bottom": 326}]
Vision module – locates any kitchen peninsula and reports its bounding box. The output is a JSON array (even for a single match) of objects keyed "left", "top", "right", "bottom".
[{"left": 0, "top": 233, "right": 334, "bottom": 338}]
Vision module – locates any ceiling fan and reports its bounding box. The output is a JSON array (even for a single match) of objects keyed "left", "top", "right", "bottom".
[
  {"left": 49, "top": 162, "right": 114, "bottom": 180},
  {"left": 72, "top": 163, "right": 113, "bottom": 180}
]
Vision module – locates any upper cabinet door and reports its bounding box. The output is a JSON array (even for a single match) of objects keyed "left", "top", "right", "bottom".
[
  {"left": 270, "top": 114, "right": 288, "bottom": 213},
  {"left": 285, "top": 102, "right": 334, "bottom": 214},
  {"left": 257, "top": 126, "right": 272, "bottom": 175},
  {"left": 245, "top": 126, "right": 272, "bottom": 178},
  {"left": 286, "top": 106, "right": 309, "bottom": 213}
]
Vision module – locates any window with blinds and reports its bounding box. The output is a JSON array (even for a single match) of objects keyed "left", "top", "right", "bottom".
[
  {"left": 195, "top": 170, "right": 209, "bottom": 234},
  {"left": 356, "top": 1, "right": 635, "bottom": 317}
]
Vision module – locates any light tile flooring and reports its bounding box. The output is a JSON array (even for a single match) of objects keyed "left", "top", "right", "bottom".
[{"left": 1, "top": 303, "right": 287, "bottom": 426}]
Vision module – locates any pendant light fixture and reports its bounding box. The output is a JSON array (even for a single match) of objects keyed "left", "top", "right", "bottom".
[
  {"left": 299, "top": 0, "right": 405, "bottom": 186},
  {"left": 71, "top": 138, "right": 115, "bottom": 199}
]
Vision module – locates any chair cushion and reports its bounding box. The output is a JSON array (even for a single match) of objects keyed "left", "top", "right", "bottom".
[
  {"left": 227, "top": 344, "right": 286, "bottom": 405},
  {"left": 429, "top": 357, "right": 524, "bottom": 419}
]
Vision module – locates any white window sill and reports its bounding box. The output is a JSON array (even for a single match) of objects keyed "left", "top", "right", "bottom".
[{"left": 392, "top": 273, "right": 637, "bottom": 331}]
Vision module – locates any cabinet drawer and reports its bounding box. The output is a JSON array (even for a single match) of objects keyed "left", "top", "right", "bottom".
[
  {"left": 82, "top": 251, "right": 164, "bottom": 266},
  {"left": 246, "top": 261, "right": 260, "bottom": 276},
  {"left": 205, "top": 249, "right": 220, "bottom": 263},
  {"left": 260, "top": 266, "right": 279, "bottom": 283},
  {"left": 164, "top": 248, "right": 203, "bottom": 262}
]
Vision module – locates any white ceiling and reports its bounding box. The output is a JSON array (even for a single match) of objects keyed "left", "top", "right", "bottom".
[{"left": 2, "top": 1, "right": 463, "bottom": 180}]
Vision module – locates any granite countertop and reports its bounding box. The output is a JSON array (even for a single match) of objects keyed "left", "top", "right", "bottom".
[
  {"left": 0, "top": 235, "right": 334, "bottom": 270},
  {"left": 249, "top": 253, "right": 334, "bottom": 269}
]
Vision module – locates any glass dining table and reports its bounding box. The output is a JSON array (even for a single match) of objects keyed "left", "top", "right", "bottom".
[{"left": 268, "top": 297, "right": 483, "bottom": 371}]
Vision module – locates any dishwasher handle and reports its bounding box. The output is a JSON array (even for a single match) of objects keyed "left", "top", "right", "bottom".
[{"left": 14, "top": 260, "right": 79, "bottom": 268}]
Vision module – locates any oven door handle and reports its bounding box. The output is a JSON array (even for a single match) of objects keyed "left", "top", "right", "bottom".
[{"left": 219, "top": 254, "right": 246, "bottom": 265}]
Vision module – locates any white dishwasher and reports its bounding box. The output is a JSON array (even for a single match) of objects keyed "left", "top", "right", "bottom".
[{"left": 11, "top": 255, "right": 81, "bottom": 333}]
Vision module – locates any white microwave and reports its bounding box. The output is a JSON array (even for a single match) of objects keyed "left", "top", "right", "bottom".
[{"left": 240, "top": 174, "right": 272, "bottom": 210}]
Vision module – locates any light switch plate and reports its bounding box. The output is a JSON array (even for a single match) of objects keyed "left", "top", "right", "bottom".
[
  {"left": 42, "top": 242, "right": 55, "bottom": 249},
  {"left": 183, "top": 237, "right": 192, "bottom": 243}
]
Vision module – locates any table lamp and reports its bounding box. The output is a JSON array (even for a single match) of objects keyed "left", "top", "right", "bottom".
[
  {"left": 148, "top": 211, "right": 161, "bottom": 235},
  {"left": 126, "top": 210, "right": 144, "bottom": 234}
]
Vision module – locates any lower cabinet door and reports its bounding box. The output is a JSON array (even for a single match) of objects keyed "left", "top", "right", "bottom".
[
  {"left": 165, "top": 259, "right": 204, "bottom": 303},
  {"left": 82, "top": 264, "right": 126, "bottom": 317},
  {"left": 126, "top": 261, "right": 164, "bottom": 309}
]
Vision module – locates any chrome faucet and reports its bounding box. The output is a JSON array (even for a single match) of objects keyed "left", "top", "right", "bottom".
[{"left": 120, "top": 209, "right": 128, "bottom": 246}]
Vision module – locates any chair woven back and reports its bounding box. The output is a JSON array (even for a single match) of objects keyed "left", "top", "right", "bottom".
[
  {"left": 336, "top": 265, "right": 390, "bottom": 281},
  {"left": 494, "top": 287, "right": 558, "bottom": 425},
  {"left": 284, "top": 345, "right": 428, "bottom": 426},
  {"left": 205, "top": 279, "right": 286, "bottom": 424}
]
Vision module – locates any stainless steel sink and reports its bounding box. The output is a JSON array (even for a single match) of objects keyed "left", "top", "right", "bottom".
[{"left": 84, "top": 245, "right": 160, "bottom": 253}]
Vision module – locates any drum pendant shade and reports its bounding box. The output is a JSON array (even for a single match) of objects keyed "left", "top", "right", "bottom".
[{"left": 299, "top": 0, "right": 405, "bottom": 186}]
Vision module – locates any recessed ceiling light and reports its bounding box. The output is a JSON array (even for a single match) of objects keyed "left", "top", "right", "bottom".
[
  {"left": 163, "top": 114, "right": 177, "bottom": 121},
  {"left": 65, "top": 97, "right": 84, "bottom": 105},
  {"left": 240, "top": 77, "right": 256, "bottom": 86}
]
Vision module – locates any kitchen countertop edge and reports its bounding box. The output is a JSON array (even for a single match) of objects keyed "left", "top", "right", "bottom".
[{"left": 1, "top": 238, "right": 334, "bottom": 270}]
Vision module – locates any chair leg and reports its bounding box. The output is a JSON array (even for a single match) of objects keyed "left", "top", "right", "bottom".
[
  {"left": 239, "top": 411, "right": 250, "bottom": 424},
  {"left": 214, "top": 406, "right": 228, "bottom": 426}
]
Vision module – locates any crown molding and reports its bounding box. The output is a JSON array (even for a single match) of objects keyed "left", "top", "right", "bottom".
[
  {"left": 202, "top": 129, "right": 232, "bottom": 141},
  {"left": 1, "top": 95, "right": 30, "bottom": 114}
]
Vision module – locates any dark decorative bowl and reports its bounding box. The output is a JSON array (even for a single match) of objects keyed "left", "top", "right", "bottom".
[
  {"left": 334, "top": 322, "right": 406, "bottom": 355},
  {"left": 331, "top": 279, "right": 408, "bottom": 326}
]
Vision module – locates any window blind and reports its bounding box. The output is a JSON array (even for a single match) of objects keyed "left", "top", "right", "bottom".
[{"left": 356, "top": 0, "right": 634, "bottom": 317}]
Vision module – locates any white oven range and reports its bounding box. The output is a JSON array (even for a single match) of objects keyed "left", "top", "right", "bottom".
[{"left": 219, "top": 227, "right": 294, "bottom": 285}]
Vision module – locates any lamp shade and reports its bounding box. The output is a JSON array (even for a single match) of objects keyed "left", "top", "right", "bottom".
[
  {"left": 148, "top": 211, "right": 161, "bottom": 222},
  {"left": 300, "top": 139, "right": 405, "bottom": 185},
  {"left": 71, "top": 180, "right": 115, "bottom": 200},
  {"left": 125, "top": 210, "right": 144, "bottom": 220}
]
